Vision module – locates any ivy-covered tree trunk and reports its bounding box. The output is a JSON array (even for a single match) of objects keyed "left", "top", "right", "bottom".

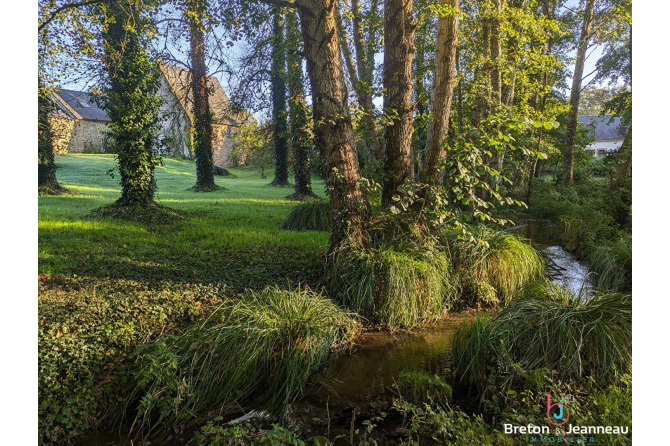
[
  {"left": 269, "top": 7, "right": 291, "bottom": 187},
  {"left": 381, "top": 0, "right": 416, "bottom": 207},
  {"left": 287, "top": 12, "right": 316, "bottom": 200},
  {"left": 422, "top": 0, "right": 459, "bottom": 184},
  {"left": 101, "top": 0, "right": 161, "bottom": 207},
  {"left": 295, "top": 0, "right": 370, "bottom": 249},
  {"left": 186, "top": 0, "right": 216, "bottom": 191},
  {"left": 563, "top": 0, "right": 595, "bottom": 185},
  {"left": 38, "top": 87, "right": 66, "bottom": 194},
  {"left": 489, "top": 0, "right": 504, "bottom": 174}
]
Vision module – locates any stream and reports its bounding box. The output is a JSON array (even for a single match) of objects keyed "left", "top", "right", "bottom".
[{"left": 80, "top": 217, "right": 592, "bottom": 445}]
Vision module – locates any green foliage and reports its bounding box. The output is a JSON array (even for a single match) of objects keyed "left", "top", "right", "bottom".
[
  {"left": 98, "top": 0, "right": 163, "bottom": 207},
  {"left": 392, "top": 400, "right": 509, "bottom": 445},
  {"left": 530, "top": 179, "right": 616, "bottom": 257},
  {"left": 38, "top": 277, "right": 224, "bottom": 444},
  {"left": 280, "top": 200, "right": 330, "bottom": 232},
  {"left": 327, "top": 229, "right": 456, "bottom": 327},
  {"left": 124, "top": 286, "right": 357, "bottom": 432},
  {"left": 395, "top": 369, "right": 452, "bottom": 407},
  {"left": 189, "top": 422, "right": 307, "bottom": 446},
  {"left": 228, "top": 120, "right": 274, "bottom": 169},
  {"left": 587, "top": 235, "right": 632, "bottom": 292},
  {"left": 452, "top": 293, "right": 632, "bottom": 391},
  {"left": 446, "top": 225, "right": 544, "bottom": 306}
]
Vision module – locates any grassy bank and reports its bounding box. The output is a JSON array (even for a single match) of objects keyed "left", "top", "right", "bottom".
[{"left": 39, "top": 155, "right": 331, "bottom": 443}]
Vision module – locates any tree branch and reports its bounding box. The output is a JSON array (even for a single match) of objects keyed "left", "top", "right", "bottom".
[
  {"left": 38, "top": 0, "right": 104, "bottom": 32},
  {"left": 258, "top": 0, "right": 296, "bottom": 9}
]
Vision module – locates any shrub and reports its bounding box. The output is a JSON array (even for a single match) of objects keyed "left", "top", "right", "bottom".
[
  {"left": 123, "top": 286, "right": 357, "bottom": 433},
  {"left": 452, "top": 292, "right": 631, "bottom": 390},
  {"left": 396, "top": 369, "right": 452, "bottom": 407},
  {"left": 38, "top": 277, "right": 224, "bottom": 445},
  {"left": 587, "top": 235, "right": 632, "bottom": 292},
  {"left": 280, "top": 200, "right": 331, "bottom": 231},
  {"left": 446, "top": 226, "right": 544, "bottom": 306},
  {"left": 327, "top": 243, "right": 456, "bottom": 328},
  {"left": 188, "top": 422, "right": 306, "bottom": 446}
]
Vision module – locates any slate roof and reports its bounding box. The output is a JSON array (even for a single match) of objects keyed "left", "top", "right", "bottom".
[
  {"left": 578, "top": 116, "right": 627, "bottom": 141},
  {"left": 159, "top": 64, "right": 239, "bottom": 127},
  {"left": 52, "top": 89, "right": 110, "bottom": 122}
]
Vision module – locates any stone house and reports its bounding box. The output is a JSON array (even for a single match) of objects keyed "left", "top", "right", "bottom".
[
  {"left": 578, "top": 116, "right": 628, "bottom": 157},
  {"left": 48, "top": 64, "right": 240, "bottom": 166}
]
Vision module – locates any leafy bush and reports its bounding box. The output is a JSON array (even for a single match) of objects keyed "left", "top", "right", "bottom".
[
  {"left": 280, "top": 199, "right": 331, "bottom": 231},
  {"left": 395, "top": 369, "right": 452, "bottom": 407},
  {"left": 38, "top": 277, "right": 224, "bottom": 445},
  {"left": 529, "top": 180, "right": 616, "bottom": 257},
  {"left": 189, "top": 422, "right": 307, "bottom": 446},
  {"left": 452, "top": 292, "right": 631, "bottom": 390},
  {"left": 446, "top": 226, "right": 544, "bottom": 306},
  {"left": 123, "top": 286, "right": 357, "bottom": 433}
]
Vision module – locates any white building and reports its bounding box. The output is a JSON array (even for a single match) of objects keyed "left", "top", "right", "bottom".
[{"left": 578, "top": 116, "right": 628, "bottom": 157}]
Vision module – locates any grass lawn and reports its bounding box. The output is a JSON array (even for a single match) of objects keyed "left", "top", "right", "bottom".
[
  {"left": 39, "top": 154, "right": 329, "bottom": 290},
  {"left": 38, "top": 154, "right": 331, "bottom": 442}
]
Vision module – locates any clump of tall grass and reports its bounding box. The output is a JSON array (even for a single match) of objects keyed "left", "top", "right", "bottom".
[
  {"left": 280, "top": 199, "right": 330, "bottom": 231},
  {"left": 327, "top": 212, "right": 457, "bottom": 328},
  {"left": 446, "top": 226, "right": 544, "bottom": 306},
  {"left": 396, "top": 369, "right": 453, "bottom": 407},
  {"left": 122, "top": 286, "right": 357, "bottom": 433},
  {"left": 587, "top": 235, "right": 632, "bottom": 292},
  {"left": 327, "top": 244, "right": 455, "bottom": 327},
  {"left": 452, "top": 292, "right": 631, "bottom": 391}
]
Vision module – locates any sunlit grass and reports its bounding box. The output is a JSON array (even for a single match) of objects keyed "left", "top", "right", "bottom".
[{"left": 39, "top": 155, "right": 330, "bottom": 285}]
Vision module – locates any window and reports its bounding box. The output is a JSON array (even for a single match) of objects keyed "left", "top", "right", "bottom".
[
  {"left": 77, "top": 99, "right": 90, "bottom": 108},
  {"left": 597, "top": 149, "right": 607, "bottom": 157}
]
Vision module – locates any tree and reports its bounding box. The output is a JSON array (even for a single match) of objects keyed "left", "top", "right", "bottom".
[
  {"left": 268, "top": 7, "right": 291, "bottom": 187},
  {"left": 38, "top": 86, "right": 68, "bottom": 194},
  {"left": 293, "top": 0, "right": 370, "bottom": 249},
  {"left": 185, "top": 0, "right": 218, "bottom": 191},
  {"left": 381, "top": 0, "right": 416, "bottom": 207},
  {"left": 563, "top": 0, "right": 596, "bottom": 185},
  {"left": 421, "top": 0, "right": 460, "bottom": 184},
  {"left": 286, "top": 11, "right": 317, "bottom": 200},
  {"left": 99, "top": 0, "right": 162, "bottom": 208}
]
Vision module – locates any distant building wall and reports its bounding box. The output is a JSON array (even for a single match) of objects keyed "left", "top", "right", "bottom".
[
  {"left": 212, "top": 124, "right": 237, "bottom": 167},
  {"left": 48, "top": 118, "right": 109, "bottom": 153},
  {"left": 156, "top": 73, "right": 191, "bottom": 157},
  {"left": 585, "top": 140, "right": 623, "bottom": 157}
]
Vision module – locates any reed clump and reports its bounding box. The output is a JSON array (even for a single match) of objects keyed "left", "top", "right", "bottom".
[
  {"left": 123, "top": 286, "right": 357, "bottom": 433},
  {"left": 280, "top": 199, "right": 330, "bottom": 231},
  {"left": 446, "top": 226, "right": 544, "bottom": 306},
  {"left": 396, "top": 369, "right": 453, "bottom": 407},
  {"left": 452, "top": 291, "right": 631, "bottom": 391}
]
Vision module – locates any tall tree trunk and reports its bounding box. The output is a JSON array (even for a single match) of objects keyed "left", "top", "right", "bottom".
[
  {"left": 102, "top": 0, "right": 161, "bottom": 207},
  {"left": 345, "top": 0, "right": 383, "bottom": 160},
  {"left": 269, "top": 7, "right": 291, "bottom": 187},
  {"left": 609, "top": 126, "right": 632, "bottom": 226},
  {"left": 296, "top": 0, "right": 370, "bottom": 249},
  {"left": 381, "top": 0, "right": 416, "bottom": 207},
  {"left": 187, "top": 0, "right": 216, "bottom": 191},
  {"left": 563, "top": 0, "right": 595, "bottom": 185},
  {"left": 489, "top": 0, "right": 504, "bottom": 174},
  {"left": 287, "top": 11, "right": 317, "bottom": 200},
  {"left": 422, "top": 0, "right": 460, "bottom": 184},
  {"left": 38, "top": 87, "right": 66, "bottom": 194}
]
